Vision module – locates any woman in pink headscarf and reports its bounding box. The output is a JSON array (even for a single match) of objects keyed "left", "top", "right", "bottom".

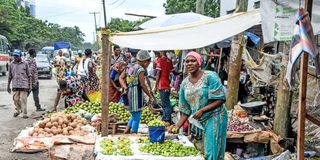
[{"left": 168, "top": 51, "right": 228, "bottom": 160}]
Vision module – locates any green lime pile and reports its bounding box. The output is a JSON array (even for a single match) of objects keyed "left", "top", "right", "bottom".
[
  {"left": 141, "top": 107, "right": 159, "bottom": 124},
  {"left": 139, "top": 139, "right": 199, "bottom": 157},
  {"left": 172, "top": 127, "right": 179, "bottom": 134},
  {"left": 100, "top": 139, "right": 116, "bottom": 155},
  {"left": 100, "top": 137, "right": 133, "bottom": 156},
  {"left": 66, "top": 101, "right": 160, "bottom": 123},
  {"left": 117, "top": 137, "right": 133, "bottom": 156},
  {"left": 109, "top": 102, "right": 131, "bottom": 122},
  {"left": 137, "top": 137, "right": 149, "bottom": 144},
  {"left": 148, "top": 119, "right": 165, "bottom": 127},
  {"left": 65, "top": 102, "right": 101, "bottom": 114}
]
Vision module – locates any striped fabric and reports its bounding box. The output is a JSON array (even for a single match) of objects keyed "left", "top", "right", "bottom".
[
  {"left": 126, "top": 64, "right": 146, "bottom": 112},
  {"left": 285, "top": 9, "right": 319, "bottom": 87}
]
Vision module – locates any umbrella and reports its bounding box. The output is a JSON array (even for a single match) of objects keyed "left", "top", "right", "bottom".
[{"left": 139, "top": 12, "right": 213, "bottom": 29}]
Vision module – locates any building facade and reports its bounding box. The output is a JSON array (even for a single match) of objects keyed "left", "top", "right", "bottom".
[
  {"left": 220, "top": 0, "right": 260, "bottom": 16},
  {"left": 16, "top": 0, "right": 36, "bottom": 17}
]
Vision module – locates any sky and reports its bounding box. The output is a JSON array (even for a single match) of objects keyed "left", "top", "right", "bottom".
[{"left": 36, "top": 0, "right": 166, "bottom": 43}]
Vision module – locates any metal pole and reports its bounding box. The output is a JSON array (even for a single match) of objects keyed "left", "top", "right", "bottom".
[
  {"left": 89, "top": 12, "right": 100, "bottom": 46},
  {"left": 102, "top": 0, "right": 108, "bottom": 28},
  {"left": 297, "top": 0, "right": 313, "bottom": 159},
  {"left": 89, "top": 12, "right": 100, "bottom": 35}
]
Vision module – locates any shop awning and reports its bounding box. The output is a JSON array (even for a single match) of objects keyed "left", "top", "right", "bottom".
[{"left": 111, "top": 9, "right": 261, "bottom": 50}]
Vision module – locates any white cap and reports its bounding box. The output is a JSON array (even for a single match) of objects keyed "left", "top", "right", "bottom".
[{"left": 136, "top": 50, "right": 151, "bottom": 61}]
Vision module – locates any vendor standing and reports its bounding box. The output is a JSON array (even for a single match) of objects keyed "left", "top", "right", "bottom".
[
  {"left": 153, "top": 50, "right": 173, "bottom": 125},
  {"left": 169, "top": 51, "right": 228, "bottom": 160},
  {"left": 119, "top": 50, "right": 155, "bottom": 135}
]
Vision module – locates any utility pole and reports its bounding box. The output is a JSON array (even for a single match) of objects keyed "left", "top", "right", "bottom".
[
  {"left": 226, "top": 0, "right": 248, "bottom": 110},
  {"left": 92, "top": 32, "right": 95, "bottom": 43},
  {"left": 89, "top": 12, "right": 100, "bottom": 44},
  {"left": 102, "top": 0, "right": 107, "bottom": 28}
]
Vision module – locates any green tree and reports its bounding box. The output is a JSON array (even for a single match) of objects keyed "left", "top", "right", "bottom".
[
  {"left": 107, "top": 17, "right": 151, "bottom": 33},
  {"left": 0, "top": 0, "right": 85, "bottom": 50},
  {"left": 163, "top": 0, "right": 220, "bottom": 18}
]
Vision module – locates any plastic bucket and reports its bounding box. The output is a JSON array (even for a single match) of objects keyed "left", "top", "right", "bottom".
[
  {"left": 110, "top": 69, "right": 118, "bottom": 80},
  {"left": 148, "top": 126, "right": 165, "bottom": 143}
]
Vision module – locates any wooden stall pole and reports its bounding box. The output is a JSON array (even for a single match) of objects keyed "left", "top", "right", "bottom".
[
  {"left": 274, "top": 42, "right": 291, "bottom": 138},
  {"left": 101, "top": 28, "right": 112, "bottom": 136},
  {"left": 297, "top": 0, "right": 313, "bottom": 159},
  {"left": 226, "top": 0, "right": 248, "bottom": 110}
]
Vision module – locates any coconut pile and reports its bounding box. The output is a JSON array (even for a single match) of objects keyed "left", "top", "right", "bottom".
[{"left": 29, "top": 112, "right": 88, "bottom": 137}]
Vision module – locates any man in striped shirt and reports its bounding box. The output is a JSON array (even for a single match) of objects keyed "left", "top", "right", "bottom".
[{"left": 25, "top": 49, "right": 45, "bottom": 111}]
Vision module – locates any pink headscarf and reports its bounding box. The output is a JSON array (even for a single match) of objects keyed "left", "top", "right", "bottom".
[{"left": 186, "top": 51, "right": 202, "bottom": 65}]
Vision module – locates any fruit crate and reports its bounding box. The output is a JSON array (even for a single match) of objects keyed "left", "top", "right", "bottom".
[
  {"left": 96, "top": 122, "right": 128, "bottom": 136},
  {"left": 109, "top": 122, "right": 128, "bottom": 136}
]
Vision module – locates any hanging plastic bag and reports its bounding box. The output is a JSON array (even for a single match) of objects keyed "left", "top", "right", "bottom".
[{"left": 188, "top": 114, "right": 204, "bottom": 130}]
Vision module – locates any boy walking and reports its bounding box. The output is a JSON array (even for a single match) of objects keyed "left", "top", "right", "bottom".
[{"left": 7, "top": 49, "right": 32, "bottom": 118}]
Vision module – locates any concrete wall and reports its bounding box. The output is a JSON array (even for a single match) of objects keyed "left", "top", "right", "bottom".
[{"left": 220, "top": 0, "right": 260, "bottom": 16}]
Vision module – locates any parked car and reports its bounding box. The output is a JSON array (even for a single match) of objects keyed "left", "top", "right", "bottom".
[
  {"left": 41, "top": 46, "right": 54, "bottom": 64},
  {"left": 36, "top": 54, "right": 52, "bottom": 79}
]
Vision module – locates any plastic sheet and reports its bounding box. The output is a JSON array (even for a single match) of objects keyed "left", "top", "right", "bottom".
[
  {"left": 94, "top": 135, "right": 203, "bottom": 160},
  {"left": 12, "top": 126, "right": 96, "bottom": 153}
]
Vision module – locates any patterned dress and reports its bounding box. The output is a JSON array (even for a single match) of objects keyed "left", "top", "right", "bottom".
[
  {"left": 62, "top": 76, "right": 83, "bottom": 108},
  {"left": 86, "top": 59, "right": 100, "bottom": 94},
  {"left": 179, "top": 71, "right": 228, "bottom": 160},
  {"left": 54, "top": 56, "right": 67, "bottom": 82},
  {"left": 126, "top": 64, "right": 146, "bottom": 112}
]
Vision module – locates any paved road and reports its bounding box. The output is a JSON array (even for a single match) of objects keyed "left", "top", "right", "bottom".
[{"left": 0, "top": 74, "right": 63, "bottom": 159}]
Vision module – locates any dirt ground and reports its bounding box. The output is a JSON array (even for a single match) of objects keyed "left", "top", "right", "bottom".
[{"left": 0, "top": 74, "right": 64, "bottom": 160}]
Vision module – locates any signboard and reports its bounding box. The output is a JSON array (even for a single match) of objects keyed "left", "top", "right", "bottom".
[{"left": 261, "top": 0, "right": 320, "bottom": 43}]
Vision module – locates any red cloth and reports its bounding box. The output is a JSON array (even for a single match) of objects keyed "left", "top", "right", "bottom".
[
  {"left": 156, "top": 56, "right": 173, "bottom": 90},
  {"left": 108, "top": 82, "right": 121, "bottom": 103}
]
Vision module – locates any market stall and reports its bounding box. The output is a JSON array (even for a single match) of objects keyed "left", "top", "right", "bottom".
[
  {"left": 12, "top": 112, "right": 96, "bottom": 159},
  {"left": 94, "top": 135, "right": 202, "bottom": 160},
  {"left": 225, "top": 105, "right": 284, "bottom": 158}
]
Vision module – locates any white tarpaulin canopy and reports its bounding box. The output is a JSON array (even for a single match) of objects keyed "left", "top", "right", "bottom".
[
  {"left": 139, "top": 12, "right": 213, "bottom": 29},
  {"left": 111, "top": 9, "right": 261, "bottom": 50}
]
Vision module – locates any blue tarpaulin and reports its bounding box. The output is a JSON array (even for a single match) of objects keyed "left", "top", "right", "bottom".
[
  {"left": 244, "top": 32, "right": 260, "bottom": 47},
  {"left": 54, "top": 42, "right": 71, "bottom": 50}
]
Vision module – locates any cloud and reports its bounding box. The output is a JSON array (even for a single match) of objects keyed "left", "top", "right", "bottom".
[{"left": 36, "top": 0, "right": 166, "bottom": 43}]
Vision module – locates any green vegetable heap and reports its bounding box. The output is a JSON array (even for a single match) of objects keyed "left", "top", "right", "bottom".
[
  {"left": 100, "top": 137, "right": 133, "bottom": 156},
  {"left": 141, "top": 107, "right": 159, "bottom": 124},
  {"left": 109, "top": 102, "right": 131, "bottom": 122},
  {"left": 65, "top": 102, "right": 101, "bottom": 114},
  {"left": 148, "top": 119, "right": 165, "bottom": 127},
  {"left": 66, "top": 101, "right": 160, "bottom": 123},
  {"left": 139, "top": 139, "right": 199, "bottom": 157}
]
